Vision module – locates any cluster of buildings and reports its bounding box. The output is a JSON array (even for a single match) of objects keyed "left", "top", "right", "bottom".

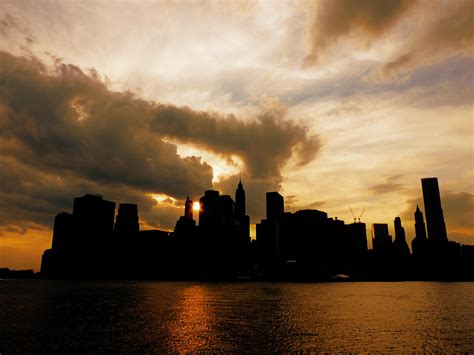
[
  {"left": 41, "top": 177, "right": 474, "bottom": 280},
  {"left": 41, "top": 180, "right": 252, "bottom": 279}
]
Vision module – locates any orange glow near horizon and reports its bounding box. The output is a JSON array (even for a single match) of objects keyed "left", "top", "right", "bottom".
[{"left": 193, "top": 202, "right": 200, "bottom": 211}]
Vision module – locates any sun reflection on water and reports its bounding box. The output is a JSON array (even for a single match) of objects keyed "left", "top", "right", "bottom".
[{"left": 166, "top": 285, "right": 213, "bottom": 351}]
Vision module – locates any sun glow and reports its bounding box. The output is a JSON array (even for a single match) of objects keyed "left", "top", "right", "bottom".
[
  {"left": 149, "top": 193, "right": 177, "bottom": 206},
  {"left": 193, "top": 202, "right": 200, "bottom": 211},
  {"left": 165, "top": 139, "right": 245, "bottom": 183}
]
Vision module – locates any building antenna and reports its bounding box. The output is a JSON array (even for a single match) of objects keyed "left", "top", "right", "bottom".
[
  {"left": 349, "top": 207, "right": 356, "bottom": 223},
  {"left": 349, "top": 207, "right": 365, "bottom": 223}
]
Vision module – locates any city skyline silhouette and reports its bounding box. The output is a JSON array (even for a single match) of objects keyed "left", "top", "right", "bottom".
[
  {"left": 38, "top": 177, "right": 474, "bottom": 281},
  {"left": 1, "top": 1, "right": 473, "bottom": 353},
  {"left": 1, "top": 0, "right": 473, "bottom": 274}
]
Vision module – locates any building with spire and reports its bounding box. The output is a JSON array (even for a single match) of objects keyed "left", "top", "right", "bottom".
[
  {"left": 235, "top": 177, "right": 250, "bottom": 244},
  {"left": 412, "top": 205, "right": 429, "bottom": 257},
  {"left": 184, "top": 196, "right": 193, "bottom": 220},
  {"left": 393, "top": 217, "right": 410, "bottom": 257},
  {"left": 414, "top": 205, "right": 427, "bottom": 240},
  {"left": 174, "top": 196, "right": 196, "bottom": 239},
  {"left": 235, "top": 177, "right": 246, "bottom": 218}
]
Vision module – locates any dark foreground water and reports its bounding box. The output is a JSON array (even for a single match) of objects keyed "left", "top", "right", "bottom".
[{"left": 1, "top": 280, "right": 473, "bottom": 353}]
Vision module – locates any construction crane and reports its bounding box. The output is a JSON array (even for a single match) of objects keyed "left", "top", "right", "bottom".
[{"left": 349, "top": 207, "right": 365, "bottom": 223}]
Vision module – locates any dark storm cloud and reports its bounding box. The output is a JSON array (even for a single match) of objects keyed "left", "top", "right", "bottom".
[
  {"left": 0, "top": 155, "right": 167, "bottom": 231},
  {"left": 0, "top": 51, "right": 213, "bottom": 195},
  {"left": 151, "top": 104, "right": 320, "bottom": 179},
  {"left": 305, "top": 0, "right": 415, "bottom": 65},
  {"left": 0, "top": 51, "right": 320, "bottom": 230}
]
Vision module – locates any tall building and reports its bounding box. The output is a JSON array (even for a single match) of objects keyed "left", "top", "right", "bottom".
[
  {"left": 421, "top": 177, "right": 448, "bottom": 242},
  {"left": 199, "top": 190, "right": 221, "bottom": 227},
  {"left": 393, "top": 217, "right": 410, "bottom": 257},
  {"left": 174, "top": 197, "right": 196, "bottom": 238},
  {"left": 412, "top": 205, "right": 428, "bottom": 257},
  {"left": 73, "top": 194, "right": 116, "bottom": 235},
  {"left": 234, "top": 179, "right": 250, "bottom": 244},
  {"left": 372, "top": 223, "right": 392, "bottom": 256},
  {"left": 184, "top": 196, "right": 193, "bottom": 220},
  {"left": 220, "top": 195, "right": 235, "bottom": 221},
  {"left": 235, "top": 178, "right": 246, "bottom": 218},
  {"left": 266, "top": 192, "right": 284, "bottom": 221},
  {"left": 414, "top": 205, "right": 427, "bottom": 240},
  {"left": 115, "top": 203, "right": 139, "bottom": 234},
  {"left": 346, "top": 222, "right": 368, "bottom": 258},
  {"left": 51, "top": 212, "right": 73, "bottom": 253}
]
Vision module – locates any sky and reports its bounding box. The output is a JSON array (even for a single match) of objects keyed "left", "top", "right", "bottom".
[{"left": 0, "top": 0, "right": 473, "bottom": 271}]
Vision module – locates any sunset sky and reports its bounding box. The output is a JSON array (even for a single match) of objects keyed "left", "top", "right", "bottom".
[{"left": 1, "top": 0, "right": 473, "bottom": 271}]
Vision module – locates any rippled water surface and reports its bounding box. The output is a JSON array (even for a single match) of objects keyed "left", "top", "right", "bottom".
[{"left": 1, "top": 280, "right": 473, "bottom": 352}]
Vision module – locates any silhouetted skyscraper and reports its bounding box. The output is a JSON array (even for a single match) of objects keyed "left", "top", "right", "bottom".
[
  {"left": 51, "top": 212, "right": 73, "bottom": 253},
  {"left": 414, "top": 205, "right": 427, "bottom": 240},
  {"left": 412, "top": 206, "right": 429, "bottom": 257},
  {"left": 235, "top": 178, "right": 246, "bottom": 218},
  {"left": 199, "top": 190, "right": 221, "bottom": 227},
  {"left": 372, "top": 223, "right": 392, "bottom": 256},
  {"left": 421, "top": 177, "right": 448, "bottom": 242},
  {"left": 220, "top": 195, "right": 235, "bottom": 221},
  {"left": 184, "top": 196, "right": 193, "bottom": 220},
  {"left": 393, "top": 217, "right": 410, "bottom": 257},
  {"left": 234, "top": 179, "right": 250, "bottom": 244},
  {"left": 174, "top": 197, "right": 196, "bottom": 238},
  {"left": 73, "top": 194, "right": 115, "bottom": 235},
  {"left": 115, "top": 203, "right": 139, "bottom": 234},
  {"left": 346, "top": 222, "right": 368, "bottom": 257},
  {"left": 266, "top": 192, "right": 284, "bottom": 221}
]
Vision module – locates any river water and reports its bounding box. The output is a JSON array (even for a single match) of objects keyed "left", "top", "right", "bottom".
[{"left": 1, "top": 280, "right": 473, "bottom": 352}]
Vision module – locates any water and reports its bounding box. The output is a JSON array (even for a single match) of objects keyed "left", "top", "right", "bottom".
[{"left": 1, "top": 280, "right": 473, "bottom": 353}]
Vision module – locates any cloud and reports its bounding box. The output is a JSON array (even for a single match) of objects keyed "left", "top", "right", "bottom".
[
  {"left": 0, "top": 12, "right": 19, "bottom": 36},
  {"left": 151, "top": 100, "right": 320, "bottom": 180},
  {"left": 369, "top": 174, "right": 407, "bottom": 194},
  {"left": 379, "top": 0, "right": 474, "bottom": 78},
  {"left": 306, "top": 201, "right": 326, "bottom": 209},
  {"left": 0, "top": 51, "right": 320, "bottom": 230},
  {"left": 150, "top": 98, "right": 320, "bottom": 221},
  {"left": 304, "top": 0, "right": 415, "bottom": 65},
  {"left": 0, "top": 50, "right": 214, "bottom": 194},
  {"left": 304, "top": 0, "right": 473, "bottom": 82}
]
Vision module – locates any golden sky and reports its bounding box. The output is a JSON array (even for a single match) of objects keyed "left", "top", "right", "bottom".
[{"left": 0, "top": 0, "right": 473, "bottom": 271}]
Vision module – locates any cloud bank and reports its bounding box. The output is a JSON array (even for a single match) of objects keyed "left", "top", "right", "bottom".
[{"left": 0, "top": 51, "right": 320, "bottom": 231}]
